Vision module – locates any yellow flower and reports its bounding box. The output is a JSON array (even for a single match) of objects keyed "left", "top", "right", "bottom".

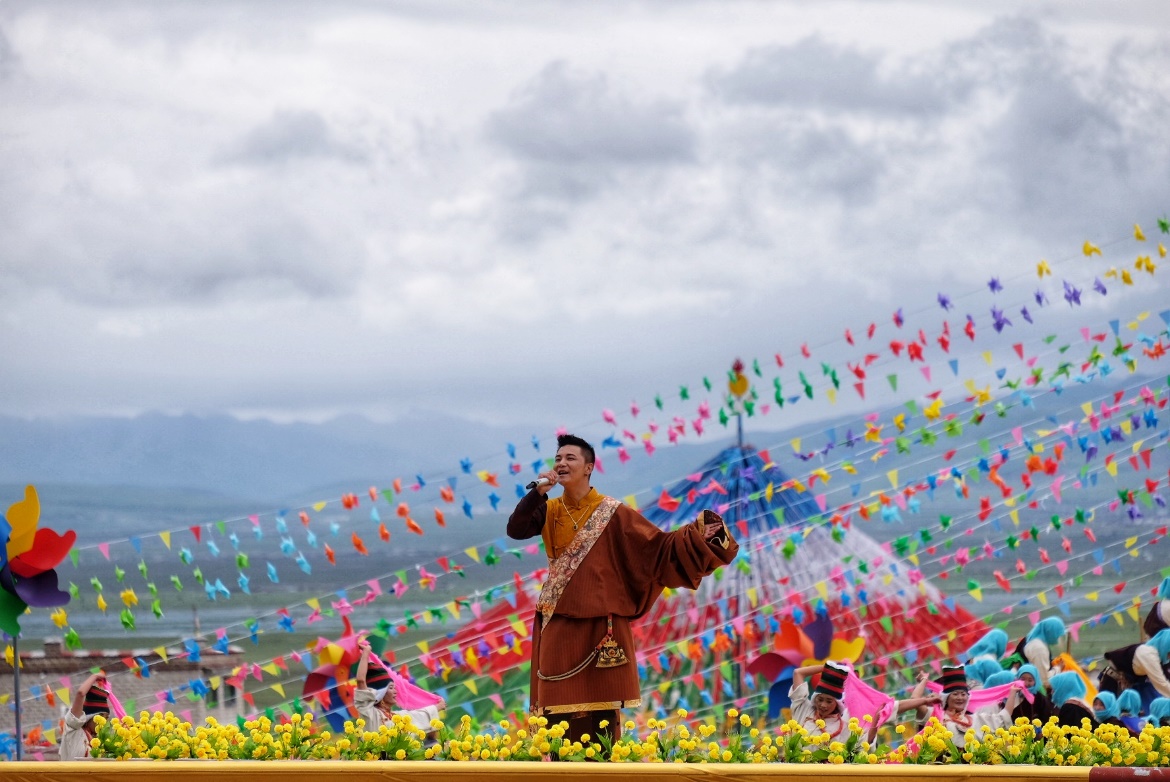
[{"left": 395, "top": 749, "right": 407, "bottom": 760}]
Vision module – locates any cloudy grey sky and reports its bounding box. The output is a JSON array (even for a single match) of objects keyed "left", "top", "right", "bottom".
[{"left": 2, "top": 0, "right": 1168, "bottom": 431}]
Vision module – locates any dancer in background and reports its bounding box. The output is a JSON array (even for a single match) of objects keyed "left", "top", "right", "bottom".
[
  {"left": 1092, "top": 691, "right": 1129, "bottom": 735},
  {"left": 965, "top": 658, "right": 1002, "bottom": 688},
  {"left": 1144, "top": 577, "right": 1170, "bottom": 639},
  {"left": 1117, "top": 689, "right": 1143, "bottom": 734},
  {"left": 1011, "top": 664, "right": 1054, "bottom": 726},
  {"left": 355, "top": 640, "right": 444, "bottom": 731},
  {"left": 962, "top": 628, "right": 1008, "bottom": 665},
  {"left": 1008, "top": 618, "right": 1065, "bottom": 691},
  {"left": 919, "top": 666, "right": 1019, "bottom": 749},
  {"left": 1149, "top": 697, "right": 1170, "bottom": 728},
  {"left": 1051, "top": 671, "right": 1097, "bottom": 730},
  {"left": 789, "top": 662, "right": 851, "bottom": 740},
  {"left": 1100, "top": 628, "right": 1170, "bottom": 711},
  {"left": 59, "top": 673, "right": 108, "bottom": 761}
]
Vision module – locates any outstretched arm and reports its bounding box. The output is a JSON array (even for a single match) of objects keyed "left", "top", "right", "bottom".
[
  {"left": 894, "top": 692, "right": 941, "bottom": 714},
  {"left": 910, "top": 670, "right": 933, "bottom": 719},
  {"left": 355, "top": 641, "right": 371, "bottom": 690}
]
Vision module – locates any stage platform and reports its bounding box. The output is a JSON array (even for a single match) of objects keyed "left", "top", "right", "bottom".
[{"left": 2, "top": 762, "right": 1167, "bottom": 782}]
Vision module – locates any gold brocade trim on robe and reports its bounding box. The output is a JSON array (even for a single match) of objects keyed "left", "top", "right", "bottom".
[
  {"left": 541, "top": 698, "right": 643, "bottom": 715},
  {"left": 536, "top": 496, "right": 621, "bottom": 629}
]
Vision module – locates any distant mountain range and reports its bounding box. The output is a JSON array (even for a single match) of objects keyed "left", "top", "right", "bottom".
[
  {"left": 0, "top": 412, "right": 531, "bottom": 502},
  {"left": 0, "top": 372, "right": 1160, "bottom": 506},
  {"left": 0, "top": 411, "right": 742, "bottom": 505}
]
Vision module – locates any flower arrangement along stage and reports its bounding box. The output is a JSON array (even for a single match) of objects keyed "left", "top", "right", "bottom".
[{"left": 77, "top": 708, "right": 1170, "bottom": 767}]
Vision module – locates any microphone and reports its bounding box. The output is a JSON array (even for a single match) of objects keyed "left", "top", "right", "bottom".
[{"left": 526, "top": 477, "right": 553, "bottom": 491}]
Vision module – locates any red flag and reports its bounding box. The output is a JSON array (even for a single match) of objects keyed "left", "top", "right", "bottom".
[{"left": 656, "top": 490, "right": 681, "bottom": 513}]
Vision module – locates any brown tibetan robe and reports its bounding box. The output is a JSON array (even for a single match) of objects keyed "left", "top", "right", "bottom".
[{"left": 508, "top": 488, "right": 738, "bottom": 715}]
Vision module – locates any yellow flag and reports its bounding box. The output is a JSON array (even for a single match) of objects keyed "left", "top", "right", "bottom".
[
  {"left": 416, "top": 641, "right": 430, "bottom": 654},
  {"left": 262, "top": 663, "right": 279, "bottom": 676},
  {"left": 45, "top": 728, "right": 56, "bottom": 745},
  {"left": 624, "top": 495, "right": 639, "bottom": 510},
  {"left": 746, "top": 587, "right": 759, "bottom": 608},
  {"left": 209, "top": 676, "right": 221, "bottom": 690},
  {"left": 154, "top": 646, "right": 169, "bottom": 662},
  {"left": 937, "top": 639, "right": 949, "bottom": 655},
  {"left": 464, "top": 680, "right": 479, "bottom": 696},
  {"left": 272, "top": 683, "right": 285, "bottom": 697},
  {"left": 887, "top": 470, "right": 898, "bottom": 488},
  {"left": 463, "top": 547, "right": 480, "bottom": 563},
  {"left": 1085, "top": 592, "right": 1099, "bottom": 601},
  {"left": 1037, "top": 591, "right": 1048, "bottom": 605},
  {"left": 791, "top": 438, "right": 801, "bottom": 453},
  {"left": 1010, "top": 510, "right": 1020, "bottom": 526},
  {"left": 1127, "top": 605, "right": 1141, "bottom": 622},
  {"left": 312, "top": 501, "right": 327, "bottom": 512},
  {"left": 765, "top": 482, "right": 774, "bottom": 502},
  {"left": 826, "top": 388, "right": 837, "bottom": 404},
  {"left": 306, "top": 598, "right": 320, "bottom": 610},
  {"left": 159, "top": 531, "right": 172, "bottom": 549},
  {"left": 1107, "top": 462, "right": 1118, "bottom": 477}
]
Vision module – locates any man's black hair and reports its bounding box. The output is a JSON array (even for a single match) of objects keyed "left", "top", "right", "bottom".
[{"left": 556, "top": 433, "right": 595, "bottom": 465}]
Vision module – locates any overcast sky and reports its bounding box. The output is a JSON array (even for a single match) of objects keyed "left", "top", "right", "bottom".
[{"left": 2, "top": 1, "right": 1168, "bottom": 433}]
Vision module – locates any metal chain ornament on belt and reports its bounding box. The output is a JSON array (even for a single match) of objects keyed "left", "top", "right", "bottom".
[{"left": 537, "top": 615, "right": 628, "bottom": 681}]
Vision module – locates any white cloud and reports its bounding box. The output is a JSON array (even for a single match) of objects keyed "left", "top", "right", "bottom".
[{"left": 0, "top": 3, "right": 1167, "bottom": 428}]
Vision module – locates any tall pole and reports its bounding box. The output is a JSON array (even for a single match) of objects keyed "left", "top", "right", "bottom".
[
  {"left": 13, "top": 635, "right": 21, "bottom": 761},
  {"left": 732, "top": 413, "right": 745, "bottom": 702}
]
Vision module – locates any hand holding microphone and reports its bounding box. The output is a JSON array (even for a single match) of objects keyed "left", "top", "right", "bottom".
[{"left": 525, "top": 470, "right": 559, "bottom": 494}]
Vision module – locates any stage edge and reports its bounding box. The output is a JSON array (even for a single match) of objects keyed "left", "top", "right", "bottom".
[{"left": 0, "top": 761, "right": 1138, "bottom": 782}]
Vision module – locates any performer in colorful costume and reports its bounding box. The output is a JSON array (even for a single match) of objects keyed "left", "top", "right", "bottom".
[
  {"left": 1143, "top": 577, "right": 1170, "bottom": 638},
  {"left": 508, "top": 434, "right": 737, "bottom": 743},
  {"left": 1100, "top": 628, "right": 1170, "bottom": 711},
  {"left": 59, "top": 673, "right": 109, "bottom": 761},
  {"left": 354, "top": 639, "right": 445, "bottom": 732},
  {"left": 925, "top": 665, "right": 1020, "bottom": 749}
]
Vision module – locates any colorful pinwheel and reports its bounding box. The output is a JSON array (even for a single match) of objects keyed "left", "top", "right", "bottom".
[{"left": 1, "top": 486, "right": 77, "bottom": 636}]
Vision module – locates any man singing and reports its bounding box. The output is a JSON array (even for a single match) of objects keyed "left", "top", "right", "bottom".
[{"left": 507, "top": 433, "right": 738, "bottom": 744}]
